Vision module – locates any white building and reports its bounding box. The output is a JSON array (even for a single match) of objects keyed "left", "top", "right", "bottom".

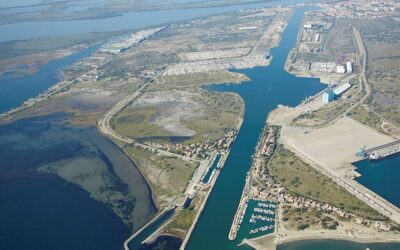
[
  {"left": 314, "top": 33, "right": 320, "bottom": 42},
  {"left": 322, "top": 89, "right": 335, "bottom": 103},
  {"left": 346, "top": 62, "right": 353, "bottom": 73},
  {"left": 336, "top": 65, "right": 346, "bottom": 74},
  {"left": 333, "top": 82, "right": 352, "bottom": 96}
]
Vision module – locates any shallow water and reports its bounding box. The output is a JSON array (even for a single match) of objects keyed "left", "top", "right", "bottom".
[
  {"left": 0, "top": 113, "right": 155, "bottom": 250},
  {"left": 0, "top": 0, "right": 321, "bottom": 42},
  {"left": 277, "top": 239, "right": 400, "bottom": 250},
  {"left": 0, "top": 45, "right": 99, "bottom": 113}
]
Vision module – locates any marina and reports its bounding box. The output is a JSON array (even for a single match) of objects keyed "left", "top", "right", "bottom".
[
  {"left": 229, "top": 199, "right": 276, "bottom": 241},
  {"left": 186, "top": 7, "right": 326, "bottom": 250},
  {"left": 241, "top": 200, "right": 276, "bottom": 239}
]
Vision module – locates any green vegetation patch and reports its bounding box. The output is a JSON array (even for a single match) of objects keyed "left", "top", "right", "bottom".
[
  {"left": 124, "top": 146, "right": 197, "bottom": 201},
  {"left": 112, "top": 108, "right": 174, "bottom": 139},
  {"left": 153, "top": 71, "right": 249, "bottom": 90},
  {"left": 183, "top": 91, "right": 242, "bottom": 144},
  {"left": 163, "top": 196, "right": 201, "bottom": 238},
  {"left": 347, "top": 105, "right": 395, "bottom": 136},
  {"left": 0, "top": 31, "right": 123, "bottom": 59},
  {"left": 268, "top": 145, "right": 385, "bottom": 220},
  {"left": 293, "top": 101, "right": 352, "bottom": 127},
  {"left": 112, "top": 89, "right": 243, "bottom": 145},
  {"left": 281, "top": 205, "right": 321, "bottom": 230}
]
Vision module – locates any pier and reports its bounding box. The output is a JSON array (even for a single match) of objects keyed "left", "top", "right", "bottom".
[{"left": 364, "top": 140, "right": 400, "bottom": 160}]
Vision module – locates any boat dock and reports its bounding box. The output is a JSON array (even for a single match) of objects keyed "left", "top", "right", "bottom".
[
  {"left": 363, "top": 140, "right": 400, "bottom": 160},
  {"left": 228, "top": 197, "right": 276, "bottom": 241}
]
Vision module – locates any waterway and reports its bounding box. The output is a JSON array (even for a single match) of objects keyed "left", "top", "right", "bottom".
[
  {"left": 0, "top": 0, "right": 320, "bottom": 42},
  {"left": 186, "top": 7, "right": 325, "bottom": 250},
  {"left": 0, "top": 45, "right": 99, "bottom": 113},
  {"left": 354, "top": 155, "right": 400, "bottom": 208},
  {"left": 186, "top": 7, "right": 400, "bottom": 250},
  {"left": 0, "top": 0, "right": 319, "bottom": 115},
  {"left": 127, "top": 209, "right": 176, "bottom": 249}
]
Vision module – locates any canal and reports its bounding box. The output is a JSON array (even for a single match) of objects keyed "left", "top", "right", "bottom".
[
  {"left": 186, "top": 7, "right": 325, "bottom": 250},
  {"left": 187, "top": 6, "right": 400, "bottom": 250}
]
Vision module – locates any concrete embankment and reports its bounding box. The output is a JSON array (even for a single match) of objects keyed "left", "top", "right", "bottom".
[
  {"left": 179, "top": 153, "right": 227, "bottom": 250},
  {"left": 124, "top": 208, "right": 174, "bottom": 250}
]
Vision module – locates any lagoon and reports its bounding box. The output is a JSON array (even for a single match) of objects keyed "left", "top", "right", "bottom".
[
  {"left": 0, "top": 0, "right": 320, "bottom": 42},
  {"left": 0, "top": 45, "right": 98, "bottom": 113},
  {"left": 0, "top": 113, "right": 155, "bottom": 250}
]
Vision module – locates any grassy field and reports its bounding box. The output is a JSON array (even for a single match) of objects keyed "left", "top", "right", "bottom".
[
  {"left": 281, "top": 205, "right": 340, "bottom": 231},
  {"left": 325, "top": 19, "right": 357, "bottom": 56},
  {"left": 154, "top": 70, "right": 249, "bottom": 89},
  {"left": 268, "top": 145, "right": 385, "bottom": 220},
  {"left": 112, "top": 108, "right": 174, "bottom": 139},
  {"left": 183, "top": 91, "right": 242, "bottom": 144},
  {"left": 162, "top": 196, "right": 202, "bottom": 238},
  {"left": 353, "top": 18, "right": 400, "bottom": 128},
  {"left": 111, "top": 88, "right": 243, "bottom": 144},
  {"left": 293, "top": 100, "right": 352, "bottom": 127},
  {"left": 124, "top": 146, "right": 197, "bottom": 204},
  {"left": 348, "top": 105, "right": 398, "bottom": 136}
]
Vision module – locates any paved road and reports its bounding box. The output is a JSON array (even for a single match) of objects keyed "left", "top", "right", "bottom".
[
  {"left": 276, "top": 28, "right": 400, "bottom": 224},
  {"left": 284, "top": 140, "right": 400, "bottom": 224},
  {"left": 97, "top": 79, "right": 196, "bottom": 162}
]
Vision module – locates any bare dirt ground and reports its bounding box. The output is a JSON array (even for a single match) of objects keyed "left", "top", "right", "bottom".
[
  {"left": 283, "top": 116, "right": 394, "bottom": 175},
  {"left": 128, "top": 90, "right": 204, "bottom": 136},
  {"left": 178, "top": 47, "right": 251, "bottom": 61}
]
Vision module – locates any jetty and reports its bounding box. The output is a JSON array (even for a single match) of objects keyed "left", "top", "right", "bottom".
[{"left": 365, "top": 140, "right": 400, "bottom": 160}]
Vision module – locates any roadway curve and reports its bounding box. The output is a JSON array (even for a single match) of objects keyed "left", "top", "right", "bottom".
[{"left": 97, "top": 80, "right": 195, "bottom": 162}]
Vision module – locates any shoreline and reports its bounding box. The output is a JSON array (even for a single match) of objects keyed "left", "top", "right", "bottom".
[
  {"left": 276, "top": 233, "right": 400, "bottom": 246},
  {"left": 179, "top": 114, "right": 244, "bottom": 250},
  {"left": 123, "top": 208, "right": 173, "bottom": 250}
]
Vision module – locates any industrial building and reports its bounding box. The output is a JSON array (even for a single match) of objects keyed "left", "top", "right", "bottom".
[
  {"left": 333, "top": 82, "right": 351, "bottom": 96},
  {"left": 322, "top": 88, "right": 335, "bottom": 103},
  {"left": 314, "top": 33, "right": 320, "bottom": 42},
  {"left": 322, "top": 82, "right": 352, "bottom": 103},
  {"left": 346, "top": 61, "right": 353, "bottom": 73},
  {"left": 336, "top": 65, "right": 346, "bottom": 73}
]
